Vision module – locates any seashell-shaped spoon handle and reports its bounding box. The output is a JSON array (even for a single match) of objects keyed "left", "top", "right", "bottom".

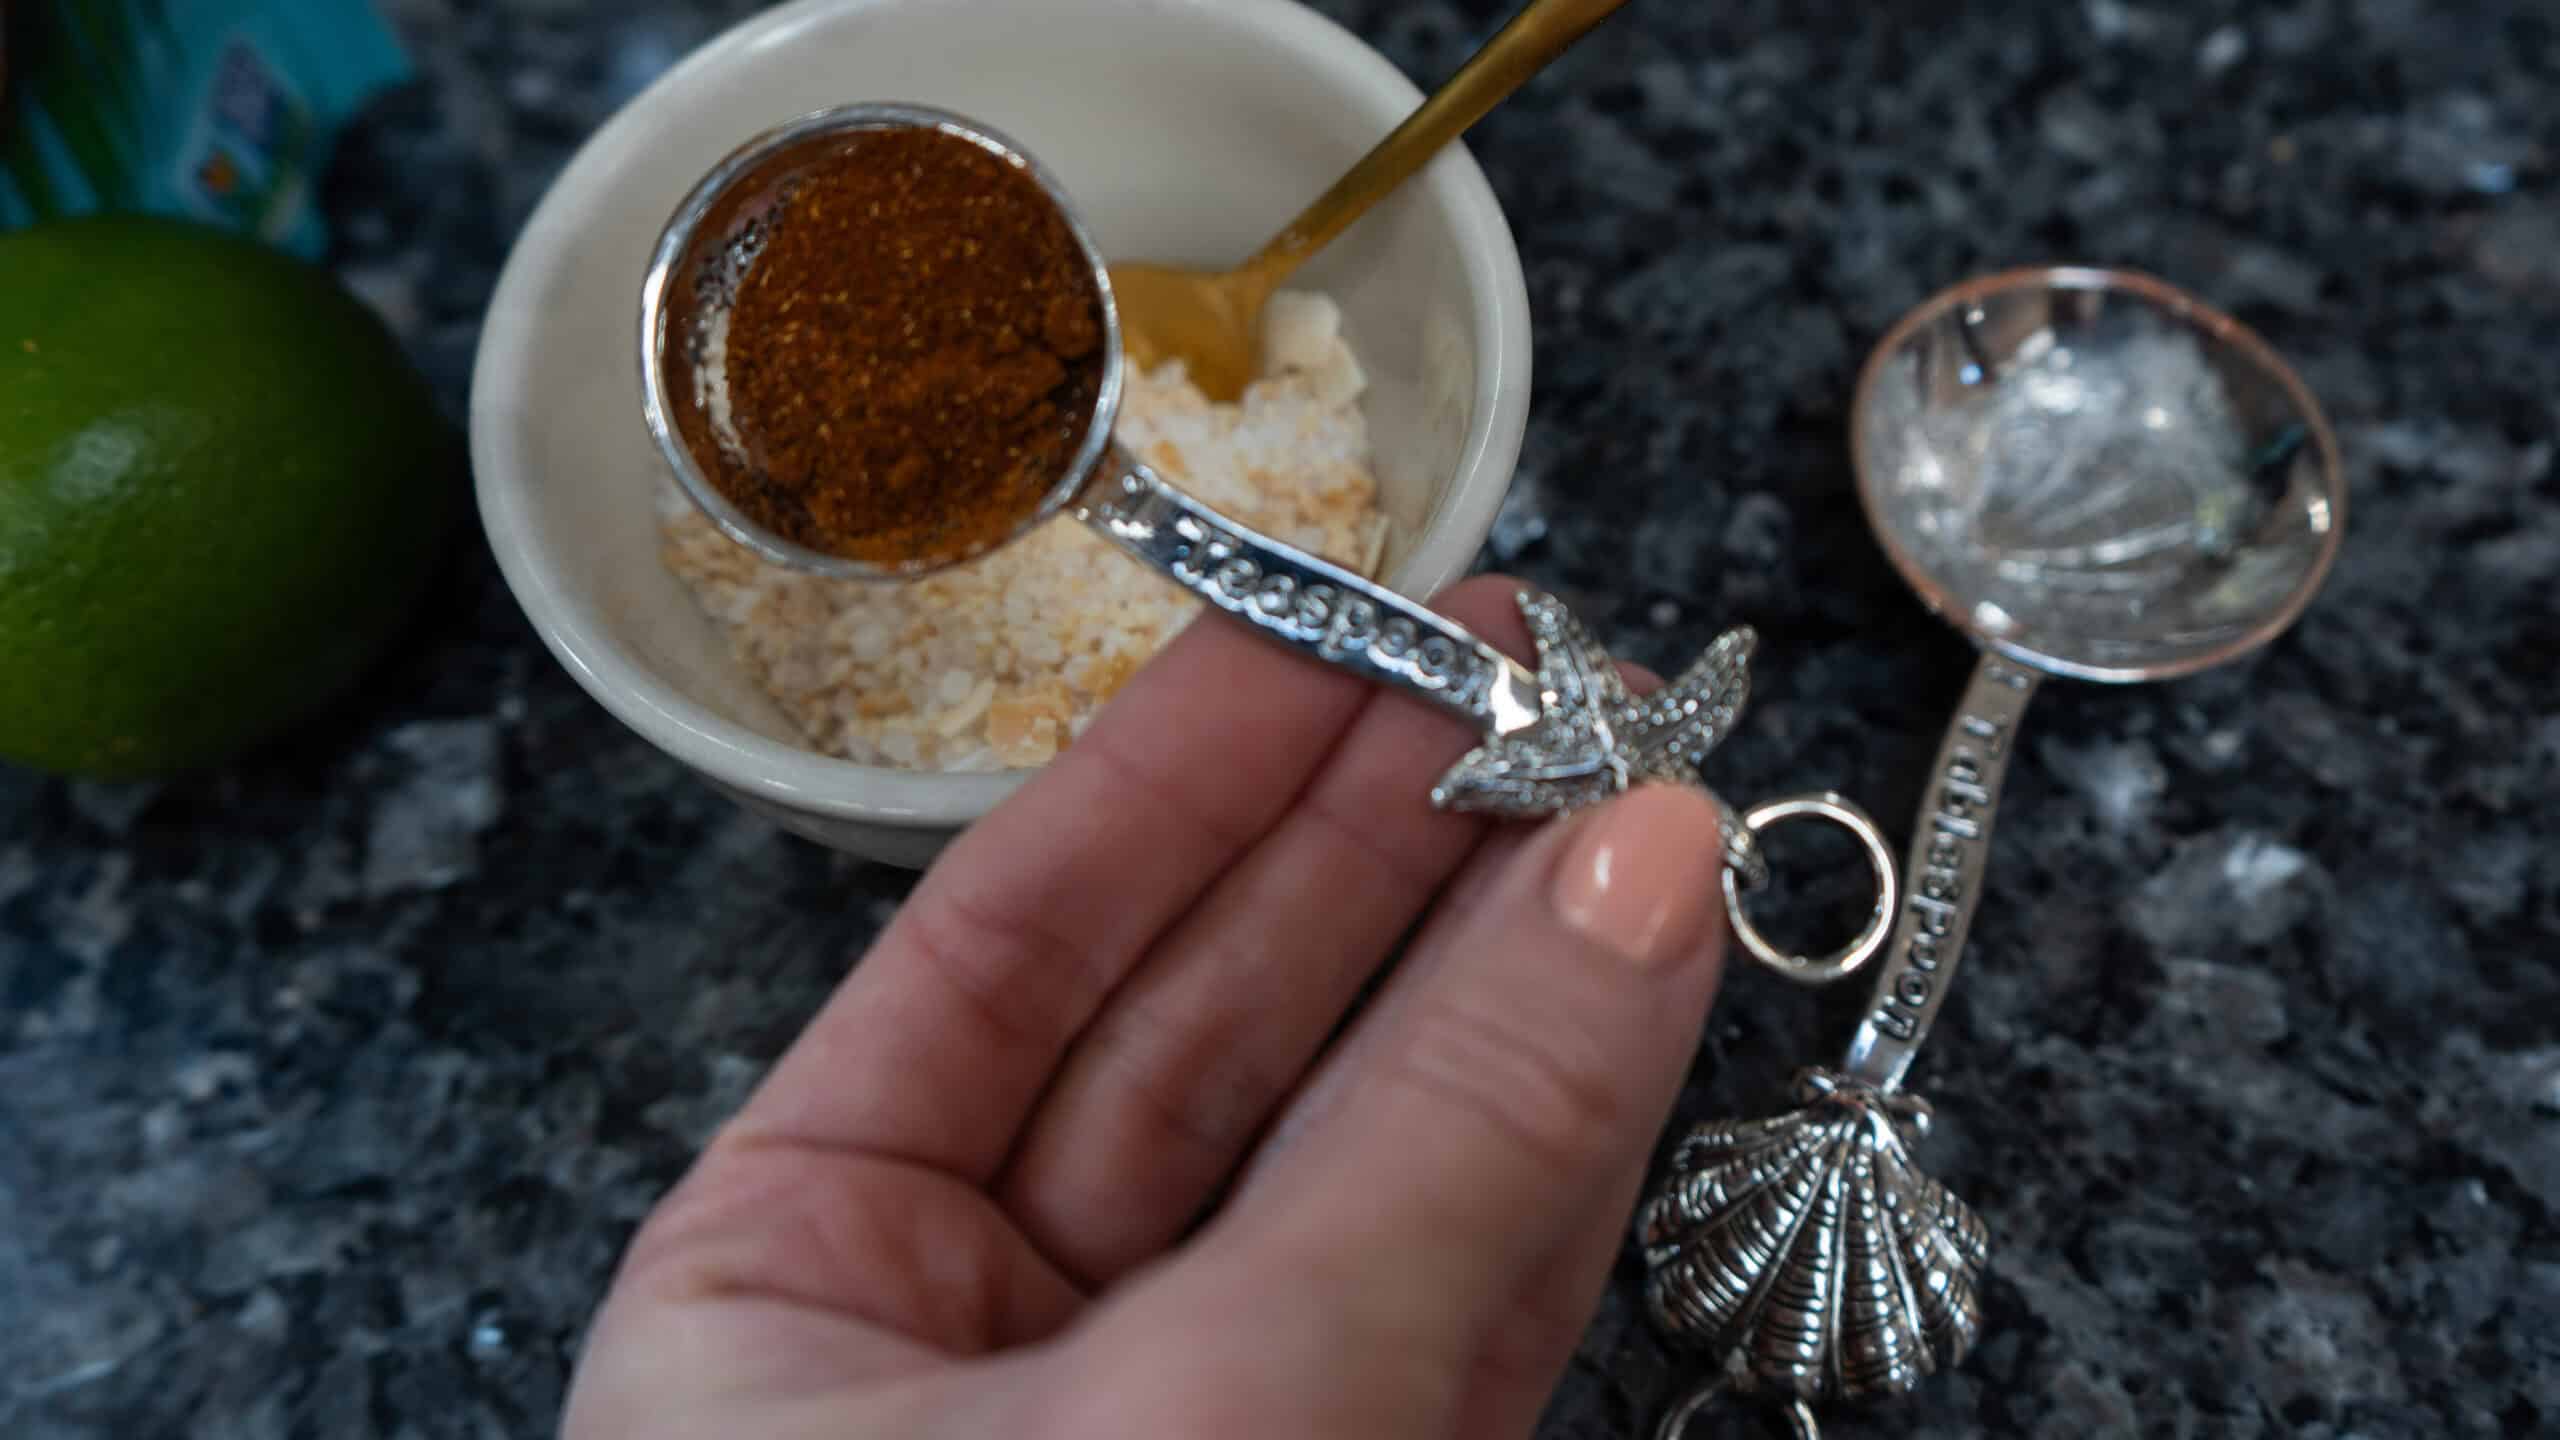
[
  {"left": 1640, "top": 1070, "right": 1988, "bottom": 1438},
  {"left": 1639, "top": 658, "right": 2034, "bottom": 1440},
  {"left": 1637, "top": 664, "right": 2028, "bottom": 1440},
  {"left": 1637, "top": 658, "right": 2034, "bottom": 1438}
]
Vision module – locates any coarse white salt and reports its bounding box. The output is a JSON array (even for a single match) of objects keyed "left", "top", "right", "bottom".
[{"left": 658, "top": 291, "right": 1389, "bottom": 773}]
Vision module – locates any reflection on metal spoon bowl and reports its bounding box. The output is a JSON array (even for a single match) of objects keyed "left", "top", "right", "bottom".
[{"left": 1853, "top": 266, "right": 2345, "bottom": 685}]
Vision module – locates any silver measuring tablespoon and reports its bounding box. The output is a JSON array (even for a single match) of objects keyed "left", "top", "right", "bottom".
[{"left": 1641, "top": 266, "right": 2347, "bottom": 1440}]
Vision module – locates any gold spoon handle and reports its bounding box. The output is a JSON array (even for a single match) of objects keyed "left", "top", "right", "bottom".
[{"left": 1240, "top": 0, "right": 1634, "bottom": 293}]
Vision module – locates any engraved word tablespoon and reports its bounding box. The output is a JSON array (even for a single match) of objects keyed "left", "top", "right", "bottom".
[
  {"left": 1638, "top": 267, "right": 2347, "bottom": 1440},
  {"left": 643, "top": 102, "right": 1903, "bottom": 982}
]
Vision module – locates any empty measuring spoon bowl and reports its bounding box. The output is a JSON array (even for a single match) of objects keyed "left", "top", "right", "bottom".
[{"left": 1852, "top": 266, "right": 2345, "bottom": 684}]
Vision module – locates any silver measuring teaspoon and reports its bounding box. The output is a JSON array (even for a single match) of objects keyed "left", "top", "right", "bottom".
[{"left": 638, "top": 102, "right": 1897, "bottom": 980}]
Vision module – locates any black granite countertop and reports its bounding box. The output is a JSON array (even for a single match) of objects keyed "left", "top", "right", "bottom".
[{"left": 7, "top": 1, "right": 2558, "bottom": 1436}]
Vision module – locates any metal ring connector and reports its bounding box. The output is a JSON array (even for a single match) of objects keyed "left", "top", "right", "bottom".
[
  {"left": 1720, "top": 792, "right": 1898, "bottom": 987},
  {"left": 1656, "top": 1377, "right": 1821, "bottom": 1440}
]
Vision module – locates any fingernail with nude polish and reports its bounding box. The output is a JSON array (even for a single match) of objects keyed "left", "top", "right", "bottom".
[{"left": 1551, "top": 786, "right": 1722, "bottom": 967}]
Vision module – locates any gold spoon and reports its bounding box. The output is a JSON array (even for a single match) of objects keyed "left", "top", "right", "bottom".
[{"left": 1111, "top": 0, "right": 1634, "bottom": 402}]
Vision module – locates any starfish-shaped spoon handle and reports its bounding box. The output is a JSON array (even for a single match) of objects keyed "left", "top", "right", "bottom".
[
  {"left": 1091, "top": 473, "right": 1769, "bottom": 885},
  {"left": 1084, "top": 508, "right": 1891, "bottom": 987},
  {"left": 1430, "top": 591, "right": 1767, "bottom": 887}
]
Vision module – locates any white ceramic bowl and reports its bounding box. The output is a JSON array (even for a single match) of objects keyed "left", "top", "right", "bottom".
[{"left": 471, "top": 0, "right": 1532, "bottom": 868}]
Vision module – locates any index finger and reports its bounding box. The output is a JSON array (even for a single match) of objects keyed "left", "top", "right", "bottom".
[{"left": 719, "top": 580, "right": 1487, "bottom": 1182}]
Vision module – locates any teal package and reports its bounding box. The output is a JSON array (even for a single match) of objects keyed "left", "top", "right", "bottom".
[{"left": 0, "top": 0, "right": 411, "bottom": 256}]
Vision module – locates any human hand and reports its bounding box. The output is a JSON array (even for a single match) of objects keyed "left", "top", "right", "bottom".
[{"left": 561, "top": 576, "right": 1734, "bottom": 1439}]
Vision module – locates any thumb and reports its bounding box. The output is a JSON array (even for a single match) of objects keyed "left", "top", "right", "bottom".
[{"left": 1128, "top": 784, "right": 1731, "bottom": 1434}]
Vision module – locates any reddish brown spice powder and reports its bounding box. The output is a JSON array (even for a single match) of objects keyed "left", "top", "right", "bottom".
[{"left": 713, "top": 126, "right": 1106, "bottom": 566}]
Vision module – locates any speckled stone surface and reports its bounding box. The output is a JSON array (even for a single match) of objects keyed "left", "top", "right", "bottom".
[{"left": 6, "top": 2, "right": 2557, "bottom": 1436}]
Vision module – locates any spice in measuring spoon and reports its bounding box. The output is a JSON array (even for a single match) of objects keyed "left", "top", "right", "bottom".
[
  {"left": 645, "top": 105, "right": 1902, "bottom": 1036},
  {"left": 704, "top": 127, "right": 1107, "bottom": 567}
]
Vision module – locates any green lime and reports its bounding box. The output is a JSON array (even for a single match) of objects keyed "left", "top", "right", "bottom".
[{"left": 0, "top": 214, "right": 456, "bottom": 780}]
